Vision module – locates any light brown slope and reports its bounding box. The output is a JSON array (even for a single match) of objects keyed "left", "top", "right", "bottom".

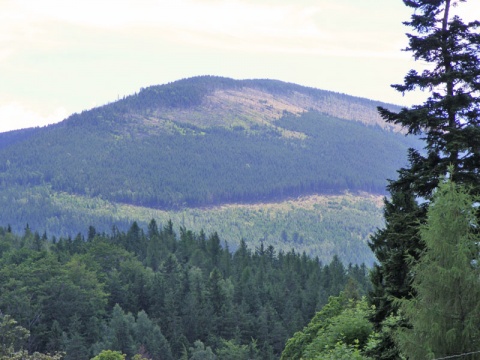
[{"left": 140, "top": 86, "right": 399, "bottom": 135}]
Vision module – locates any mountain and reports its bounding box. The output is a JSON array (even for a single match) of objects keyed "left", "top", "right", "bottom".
[{"left": 0, "top": 76, "right": 419, "bottom": 264}]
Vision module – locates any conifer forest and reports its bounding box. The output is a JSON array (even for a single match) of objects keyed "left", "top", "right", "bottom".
[{"left": 1, "top": 0, "right": 480, "bottom": 359}]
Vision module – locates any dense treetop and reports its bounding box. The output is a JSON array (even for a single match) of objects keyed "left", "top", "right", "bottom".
[{"left": 0, "top": 221, "right": 370, "bottom": 359}]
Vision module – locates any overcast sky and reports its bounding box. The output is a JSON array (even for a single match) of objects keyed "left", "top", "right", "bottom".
[{"left": 1, "top": 0, "right": 479, "bottom": 133}]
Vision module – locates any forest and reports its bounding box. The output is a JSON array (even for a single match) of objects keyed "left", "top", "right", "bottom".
[
  {"left": 279, "top": 0, "right": 480, "bottom": 354},
  {"left": 0, "top": 221, "right": 370, "bottom": 359},
  {"left": 2, "top": 0, "right": 480, "bottom": 359},
  {"left": 0, "top": 185, "right": 384, "bottom": 265},
  {"left": 0, "top": 81, "right": 418, "bottom": 264},
  {"left": 0, "top": 105, "right": 418, "bottom": 252},
  {"left": 0, "top": 110, "right": 416, "bottom": 209}
]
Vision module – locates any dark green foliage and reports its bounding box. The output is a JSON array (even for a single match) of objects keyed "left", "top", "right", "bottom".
[
  {"left": 107, "top": 305, "right": 136, "bottom": 357},
  {"left": 367, "top": 190, "right": 424, "bottom": 359},
  {"left": 188, "top": 340, "right": 216, "bottom": 360},
  {"left": 369, "top": 0, "right": 480, "bottom": 358},
  {"left": 63, "top": 317, "right": 89, "bottom": 360},
  {"left": 0, "top": 112, "right": 416, "bottom": 210},
  {"left": 275, "top": 112, "right": 413, "bottom": 193},
  {"left": 0, "top": 127, "right": 39, "bottom": 151},
  {"left": 215, "top": 339, "right": 259, "bottom": 360},
  {"left": 134, "top": 311, "right": 173, "bottom": 360},
  {"left": 0, "top": 77, "right": 421, "bottom": 266},
  {"left": 0, "top": 222, "right": 371, "bottom": 359},
  {"left": 378, "top": 8, "right": 480, "bottom": 198}
]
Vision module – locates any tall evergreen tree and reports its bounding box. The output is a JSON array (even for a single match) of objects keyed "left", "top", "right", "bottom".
[
  {"left": 63, "top": 316, "right": 89, "bottom": 360},
  {"left": 378, "top": 0, "right": 480, "bottom": 196},
  {"left": 134, "top": 310, "right": 173, "bottom": 360},
  {"left": 103, "top": 305, "right": 136, "bottom": 359},
  {"left": 369, "top": 0, "right": 480, "bottom": 358},
  {"left": 368, "top": 190, "right": 423, "bottom": 359},
  {"left": 396, "top": 177, "right": 480, "bottom": 359}
]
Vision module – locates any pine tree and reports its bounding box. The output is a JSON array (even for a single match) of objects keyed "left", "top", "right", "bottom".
[
  {"left": 368, "top": 190, "right": 423, "bottom": 359},
  {"left": 106, "top": 305, "right": 136, "bottom": 359},
  {"left": 134, "top": 310, "right": 173, "bottom": 360},
  {"left": 63, "top": 316, "right": 89, "bottom": 360},
  {"left": 369, "top": 1, "right": 480, "bottom": 357},
  {"left": 378, "top": 0, "right": 480, "bottom": 197},
  {"left": 396, "top": 177, "right": 480, "bottom": 359}
]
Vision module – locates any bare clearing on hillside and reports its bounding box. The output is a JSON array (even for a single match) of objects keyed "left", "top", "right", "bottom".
[{"left": 143, "top": 86, "right": 398, "bottom": 135}]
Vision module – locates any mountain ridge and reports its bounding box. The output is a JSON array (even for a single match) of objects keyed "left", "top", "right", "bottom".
[
  {"left": 0, "top": 76, "right": 416, "bottom": 208},
  {"left": 59, "top": 76, "right": 403, "bottom": 134}
]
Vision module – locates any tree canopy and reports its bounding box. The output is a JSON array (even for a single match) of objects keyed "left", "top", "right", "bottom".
[{"left": 0, "top": 221, "right": 370, "bottom": 359}]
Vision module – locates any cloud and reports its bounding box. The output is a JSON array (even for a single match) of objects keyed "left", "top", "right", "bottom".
[
  {"left": 2, "top": 0, "right": 478, "bottom": 67},
  {"left": 0, "top": 102, "right": 67, "bottom": 133},
  {"left": 2, "top": 0, "right": 408, "bottom": 59},
  {"left": 2, "top": 0, "right": 477, "bottom": 133}
]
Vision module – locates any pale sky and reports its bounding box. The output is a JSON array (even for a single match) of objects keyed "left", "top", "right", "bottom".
[{"left": 1, "top": 0, "right": 479, "bottom": 133}]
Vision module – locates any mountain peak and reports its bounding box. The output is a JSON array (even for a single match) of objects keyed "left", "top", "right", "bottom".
[{"left": 61, "top": 76, "right": 400, "bottom": 136}]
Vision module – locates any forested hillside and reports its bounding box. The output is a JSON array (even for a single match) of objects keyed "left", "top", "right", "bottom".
[
  {"left": 0, "top": 111, "right": 409, "bottom": 207},
  {"left": 0, "top": 223, "right": 370, "bottom": 359},
  {"left": 0, "top": 189, "right": 383, "bottom": 265},
  {"left": 0, "top": 76, "right": 420, "bottom": 263}
]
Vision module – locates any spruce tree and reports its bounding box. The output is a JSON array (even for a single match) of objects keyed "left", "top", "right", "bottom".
[
  {"left": 396, "top": 177, "right": 480, "bottom": 359},
  {"left": 368, "top": 190, "right": 423, "bottom": 359},
  {"left": 378, "top": 0, "right": 480, "bottom": 197},
  {"left": 369, "top": 0, "right": 480, "bottom": 358}
]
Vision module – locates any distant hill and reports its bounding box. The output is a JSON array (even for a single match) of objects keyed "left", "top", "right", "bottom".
[
  {"left": 0, "top": 76, "right": 419, "bottom": 263},
  {"left": 0, "top": 127, "right": 40, "bottom": 150}
]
